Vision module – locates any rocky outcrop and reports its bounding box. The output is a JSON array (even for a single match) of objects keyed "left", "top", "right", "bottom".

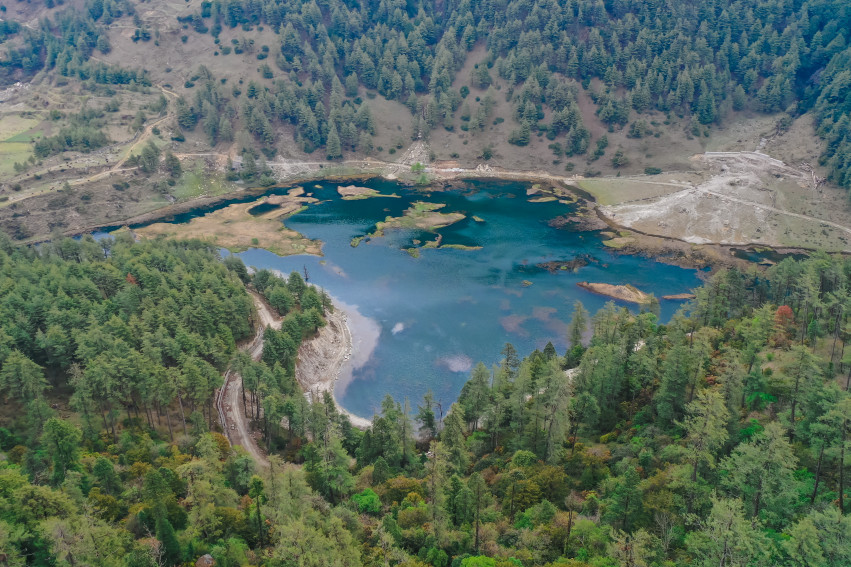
[{"left": 577, "top": 282, "right": 652, "bottom": 304}]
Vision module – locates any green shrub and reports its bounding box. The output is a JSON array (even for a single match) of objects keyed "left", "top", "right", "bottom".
[{"left": 351, "top": 488, "right": 381, "bottom": 515}]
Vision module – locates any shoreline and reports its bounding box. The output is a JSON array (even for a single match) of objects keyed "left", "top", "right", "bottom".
[
  {"left": 295, "top": 298, "right": 377, "bottom": 429},
  {"left": 29, "top": 165, "right": 835, "bottom": 272},
  {"left": 249, "top": 277, "right": 376, "bottom": 430},
  {"left": 10, "top": 136, "right": 849, "bottom": 264}
]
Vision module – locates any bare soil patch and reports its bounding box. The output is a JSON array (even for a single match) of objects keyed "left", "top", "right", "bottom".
[
  {"left": 596, "top": 151, "right": 851, "bottom": 251},
  {"left": 295, "top": 308, "right": 371, "bottom": 429}
]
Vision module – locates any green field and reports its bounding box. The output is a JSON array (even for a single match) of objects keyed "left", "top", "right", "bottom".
[
  {"left": 169, "top": 170, "right": 235, "bottom": 201},
  {"left": 577, "top": 177, "right": 685, "bottom": 205},
  {"left": 0, "top": 114, "right": 39, "bottom": 140},
  {"left": 5, "top": 129, "right": 42, "bottom": 143},
  {"left": 0, "top": 142, "right": 32, "bottom": 176},
  {"left": 0, "top": 115, "right": 40, "bottom": 175}
]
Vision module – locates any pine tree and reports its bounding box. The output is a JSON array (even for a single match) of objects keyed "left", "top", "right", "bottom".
[
  {"left": 163, "top": 151, "right": 182, "bottom": 178},
  {"left": 687, "top": 497, "right": 769, "bottom": 565},
  {"left": 732, "top": 84, "right": 747, "bottom": 111},
  {"left": 139, "top": 141, "right": 161, "bottom": 174},
  {"left": 326, "top": 124, "right": 342, "bottom": 159},
  {"left": 155, "top": 517, "right": 181, "bottom": 566},
  {"left": 41, "top": 417, "right": 82, "bottom": 484},
  {"left": 697, "top": 81, "right": 716, "bottom": 124},
  {"left": 441, "top": 405, "right": 469, "bottom": 475},
  {"left": 722, "top": 422, "right": 798, "bottom": 526},
  {"left": 416, "top": 390, "right": 437, "bottom": 441},
  {"left": 567, "top": 301, "right": 588, "bottom": 348},
  {"left": 0, "top": 350, "right": 49, "bottom": 403},
  {"left": 603, "top": 463, "right": 643, "bottom": 531}
]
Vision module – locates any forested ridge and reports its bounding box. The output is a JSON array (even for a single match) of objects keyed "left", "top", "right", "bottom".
[
  {"left": 3, "top": 0, "right": 851, "bottom": 563},
  {"left": 1, "top": 232, "right": 851, "bottom": 565},
  {"left": 2, "top": 0, "right": 851, "bottom": 188}
]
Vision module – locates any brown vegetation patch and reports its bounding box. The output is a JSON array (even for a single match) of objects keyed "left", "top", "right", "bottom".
[{"left": 134, "top": 196, "right": 320, "bottom": 256}]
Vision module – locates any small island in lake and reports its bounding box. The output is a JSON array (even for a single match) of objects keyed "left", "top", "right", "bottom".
[
  {"left": 578, "top": 282, "right": 652, "bottom": 304},
  {"left": 134, "top": 188, "right": 321, "bottom": 256},
  {"left": 337, "top": 185, "right": 398, "bottom": 200},
  {"left": 662, "top": 293, "right": 697, "bottom": 300},
  {"left": 371, "top": 201, "right": 466, "bottom": 236}
]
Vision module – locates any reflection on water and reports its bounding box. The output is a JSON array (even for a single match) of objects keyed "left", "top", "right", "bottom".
[
  {"left": 331, "top": 297, "right": 381, "bottom": 400},
  {"left": 232, "top": 178, "right": 704, "bottom": 420},
  {"left": 730, "top": 247, "right": 807, "bottom": 264}
]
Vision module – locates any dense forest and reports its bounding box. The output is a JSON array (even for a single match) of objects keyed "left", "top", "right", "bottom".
[
  {"left": 1, "top": 0, "right": 851, "bottom": 188},
  {"left": 3, "top": 0, "right": 851, "bottom": 563},
  {"left": 1, "top": 232, "right": 851, "bottom": 565}
]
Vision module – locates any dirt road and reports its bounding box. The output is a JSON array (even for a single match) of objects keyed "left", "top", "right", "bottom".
[
  {"left": 217, "top": 291, "right": 281, "bottom": 467},
  {"left": 218, "top": 366, "right": 268, "bottom": 466},
  {"left": 170, "top": 140, "right": 579, "bottom": 189},
  {"left": 601, "top": 151, "right": 851, "bottom": 249},
  {"left": 605, "top": 175, "right": 851, "bottom": 239},
  {"left": 41, "top": 84, "right": 179, "bottom": 190},
  {"left": 217, "top": 289, "right": 370, "bottom": 467}
]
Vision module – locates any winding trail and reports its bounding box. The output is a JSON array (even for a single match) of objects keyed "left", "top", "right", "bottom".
[
  {"left": 217, "top": 291, "right": 280, "bottom": 468},
  {"left": 216, "top": 290, "right": 368, "bottom": 467},
  {"left": 599, "top": 152, "right": 851, "bottom": 248},
  {"left": 65, "top": 85, "right": 178, "bottom": 187},
  {"left": 695, "top": 185, "right": 851, "bottom": 238},
  {"left": 0, "top": 82, "right": 181, "bottom": 209}
]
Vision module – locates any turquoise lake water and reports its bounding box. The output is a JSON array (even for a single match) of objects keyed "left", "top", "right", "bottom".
[{"left": 234, "top": 178, "right": 704, "bottom": 421}]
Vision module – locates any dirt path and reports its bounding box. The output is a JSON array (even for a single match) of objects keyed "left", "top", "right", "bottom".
[
  {"left": 2, "top": 81, "right": 178, "bottom": 200},
  {"left": 217, "top": 290, "right": 370, "bottom": 467},
  {"left": 600, "top": 170, "right": 851, "bottom": 237},
  {"left": 217, "top": 291, "right": 280, "bottom": 468},
  {"left": 63, "top": 84, "right": 178, "bottom": 187},
  {"left": 105, "top": 85, "right": 179, "bottom": 172},
  {"left": 600, "top": 151, "right": 851, "bottom": 249},
  {"left": 251, "top": 290, "right": 283, "bottom": 332},
  {"left": 606, "top": 176, "right": 851, "bottom": 240},
  {"left": 219, "top": 364, "right": 268, "bottom": 466},
  {"left": 695, "top": 185, "right": 851, "bottom": 238},
  {"left": 179, "top": 142, "right": 579, "bottom": 189}
]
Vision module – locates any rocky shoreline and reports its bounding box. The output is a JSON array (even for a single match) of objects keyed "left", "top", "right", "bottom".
[
  {"left": 295, "top": 300, "right": 376, "bottom": 429},
  {"left": 35, "top": 164, "right": 825, "bottom": 275}
]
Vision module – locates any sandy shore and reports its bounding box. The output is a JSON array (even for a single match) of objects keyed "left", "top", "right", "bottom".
[{"left": 295, "top": 298, "right": 378, "bottom": 429}]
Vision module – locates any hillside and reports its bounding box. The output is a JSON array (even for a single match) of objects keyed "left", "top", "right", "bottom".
[
  {"left": 1, "top": 0, "right": 851, "bottom": 248},
  {"left": 2, "top": 236, "right": 851, "bottom": 566},
  {"left": 4, "top": 3, "right": 851, "bottom": 566}
]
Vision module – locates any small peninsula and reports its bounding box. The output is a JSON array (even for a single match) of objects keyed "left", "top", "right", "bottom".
[{"left": 577, "top": 281, "right": 652, "bottom": 304}]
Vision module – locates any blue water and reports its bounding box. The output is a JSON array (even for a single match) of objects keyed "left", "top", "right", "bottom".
[{"left": 234, "top": 178, "right": 703, "bottom": 420}]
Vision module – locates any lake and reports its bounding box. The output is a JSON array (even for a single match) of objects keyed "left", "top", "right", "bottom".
[{"left": 234, "top": 178, "right": 704, "bottom": 421}]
